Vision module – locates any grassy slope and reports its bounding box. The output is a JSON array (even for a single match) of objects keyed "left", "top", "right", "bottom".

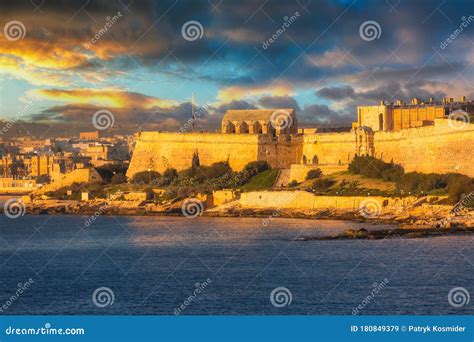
[
  {"left": 298, "top": 171, "right": 396, "bottom": 191},
  {"left": 241, "top": 169, "right": 280, "bottom": 191}
]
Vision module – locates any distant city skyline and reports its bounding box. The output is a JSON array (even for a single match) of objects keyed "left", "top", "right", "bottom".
[{"left": 1, "top": 0, "right": 473, "bottom": 134}]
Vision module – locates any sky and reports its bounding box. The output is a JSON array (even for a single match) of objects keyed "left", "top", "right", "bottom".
[{"left": 1, "top": 0, "right": 473, "bottom": 135}]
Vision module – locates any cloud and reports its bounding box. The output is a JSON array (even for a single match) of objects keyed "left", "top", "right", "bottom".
[
  {"left": 257, "top": 95, "right": 301, "bottom": 110},
  {"left": 216, "top": 82, "right": 294, "bottom": 104},
  {"left": 33, "top": 89, "right": 177, "bottom": 109}
]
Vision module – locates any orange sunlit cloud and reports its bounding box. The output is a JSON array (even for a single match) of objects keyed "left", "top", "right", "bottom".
[
  {"left": 216, "top": 83, "right": 295, "bottom": 104},
  {"left": 34, "top": 88, "right": 178, "bottom": 109}
]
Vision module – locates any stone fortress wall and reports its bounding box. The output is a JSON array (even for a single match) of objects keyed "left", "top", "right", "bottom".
[
  {"left": 126, "top": 132, "right": 302, "bottom": 177},
  {"left": 127, "top": 103, "right": 474, "bottom": 180}
]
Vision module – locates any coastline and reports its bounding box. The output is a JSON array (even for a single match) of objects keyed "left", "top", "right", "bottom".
[{"left": 20, "top": 198, "right": 474, "bottom": 233}]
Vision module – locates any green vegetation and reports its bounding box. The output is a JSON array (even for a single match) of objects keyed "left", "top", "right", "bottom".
[
  {"left": 288, "top": 180, "right": 298, "bottom": 188},
  {"left": 45, "top": 182, "right": 107, "bottom": 200},
  {"left": 306, "top": 168, "right": 322, "bottom": 180},
  {"left": 243, "top": 160, "right": 270, "bottom": 175},
  {"left": 348, "top": 155, "right": 474, "bottom": 204},
  {"left": 125, "top": 160, "right": 273, "bottom": 199},
  {"left": 131, "top": 171, "right": 161, "bottom": 184},
  {"left": 311, "top": 178, "right": 336, "bottom": 192},
  {"left": 349, "top": 155, "right": 403, "bottom": 182},
  {"left": 36, "top": 174, "right": 51, "bottom": 184},
  {"left": 240, "top": 169, "right": 279, "bottom": 191},
  {"left": 95, "top": 163, "right": 129, "bottom": 183},
  {"left": 44, "top": 160, "right": 275, "bottom": 201}
]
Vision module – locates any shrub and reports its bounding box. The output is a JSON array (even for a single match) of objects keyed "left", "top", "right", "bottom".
[
  {"left": 111, "top": 173, "right": 127, "bottom": 184},
  {"left": 36, "top": 174, "right": 51, "bottom": 184},
  {"left": 306, "top": 168, "right": 322, "bottom": 180},
  {"left": 95, "top": 163, "right": 128, "bottom": 183},
  {"left": 397, "top": 172, "right": 474, "bottom": 204},
  {"left": 163, "top": 168, "right": 178, "bottom": 180},
  {"left": 131, "top": 171, "right": 161, "bottom": 184},
  {"left": 159, "top": 168, "right": 179, "bottom": 186},
  {"left": 243, "top": 161, "right": 270, "bottom": 176},
  {"left": 312, "top": 178, "right": 336, "bottom": 192},
  {"left": 201, "top": 161, "right": 232, "bottom": 179},
  {"left": 288, "top": 180, "right": 298, "bottom": 187},
  {"left": 348, "top": 156, "right": 403, "bottom": 182}
]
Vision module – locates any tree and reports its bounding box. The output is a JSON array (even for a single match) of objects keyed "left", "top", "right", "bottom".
[
  {"left": 111, "top": 173, "right": 127, "bottom": 184},
  {"left": 192, "top": 151, "right": 200, "bottom": 169},
  {"left": 131, "top": 171, "right": 161, "bottom": 184},
  {"left": 37, "top": 174, "right": 51, "bottom": 184},
  {"left": 95, "top": 163, "right": 129, "bottom": 183},
  {"left": 243, "top": 160, "right": 270, "bottom": 175},
  {"left": 306, "top": 168, "right": 322, "bottom": 180}
]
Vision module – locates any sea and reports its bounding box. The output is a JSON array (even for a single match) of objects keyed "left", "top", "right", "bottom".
[{"left": 0, "top": 212, "right": 472, "bottom": 315}]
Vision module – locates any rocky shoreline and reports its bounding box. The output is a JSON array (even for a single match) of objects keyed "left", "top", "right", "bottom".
[
  {"left": 21, "top": 198, "right": 474, "bottom": 234},
  {"left": 295, "top": 227, "right": 474, "bottom": 240}
]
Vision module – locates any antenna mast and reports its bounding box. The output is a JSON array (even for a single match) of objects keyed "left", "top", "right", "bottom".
[{"left": 192, "top": 92, "right": 195, "bottom": 132}]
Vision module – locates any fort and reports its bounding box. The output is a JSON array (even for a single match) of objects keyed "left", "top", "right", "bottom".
[{"left": 127, "top": 97, "right": 474, "bottom": 180}]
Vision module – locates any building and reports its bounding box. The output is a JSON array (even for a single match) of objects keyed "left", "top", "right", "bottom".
[
  {"left": 221, "top": 109, "right": 297, "bottom": 135},
  {"left": 356, "top": 96, "right": 474, "bottom": 132},
  {"left": 83, "top": 144, "right": 111, "bottom": 161},
  {"left": 127, "top": 98, "right": 474, "bottom": 180},
  {"left": 79, "top": 131, "right": 100, "bottom": 140}
]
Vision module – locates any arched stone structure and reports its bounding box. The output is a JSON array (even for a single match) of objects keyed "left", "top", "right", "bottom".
[
  {"left": 252, "top": 121, "right": 263, "bottom": 134},
  {"left": 223, "top": 121, "right": 236, "bottom": 133},
  {"left": 221, "top": 109, "right": 297, "bottom": 135},
  {"left": 238, "top": 122, "right": 249, "bottom": 134}
]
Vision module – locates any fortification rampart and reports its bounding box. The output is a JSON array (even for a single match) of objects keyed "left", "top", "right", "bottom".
[
  {"left": 126, "top": 132, "right": 301, "bottom": 178},
  {"left": 127, "top": 119, "right": 474, "bottom": 179},
  {"left": 301, "top": 132, "right": 355, "bottom": 166},
  {"left": 372, "top": 120, "right": 474, "bottom": 177},
  {"left": 239, "top": 190, "right": 417, "bottom": 211}
]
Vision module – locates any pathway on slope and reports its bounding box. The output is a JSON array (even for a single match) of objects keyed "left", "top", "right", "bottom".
[{"left": 274, "top": 169, "right": 291, "bottom": 187}]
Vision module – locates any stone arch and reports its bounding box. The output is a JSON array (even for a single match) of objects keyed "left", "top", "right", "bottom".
[
  {"left": 224, "top": 121, "right": 236, "bottom": 133},
  {"left": 302, "top": 155, "right": 307, "bottom": 165},
  {"left": 252, "top": 121, "right": 263, "bottom": 134},
  {"left": 267, "top": 122, "right": 276, "bottom": 136},
  {"left": 239, "top": 121, "right": 249, "bottom": 133},
  {"left": 312, "top": 155, "right": 319, "bottom": 165}
]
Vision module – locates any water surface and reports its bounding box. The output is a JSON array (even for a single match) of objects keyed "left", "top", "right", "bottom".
[{"left": 0, "top": 214, "right": 472, "bottom": 315}]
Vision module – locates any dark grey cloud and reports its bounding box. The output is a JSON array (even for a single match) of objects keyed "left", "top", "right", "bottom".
[{"left": 257, "top": 95, "right": 301, "bottom": 111}]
